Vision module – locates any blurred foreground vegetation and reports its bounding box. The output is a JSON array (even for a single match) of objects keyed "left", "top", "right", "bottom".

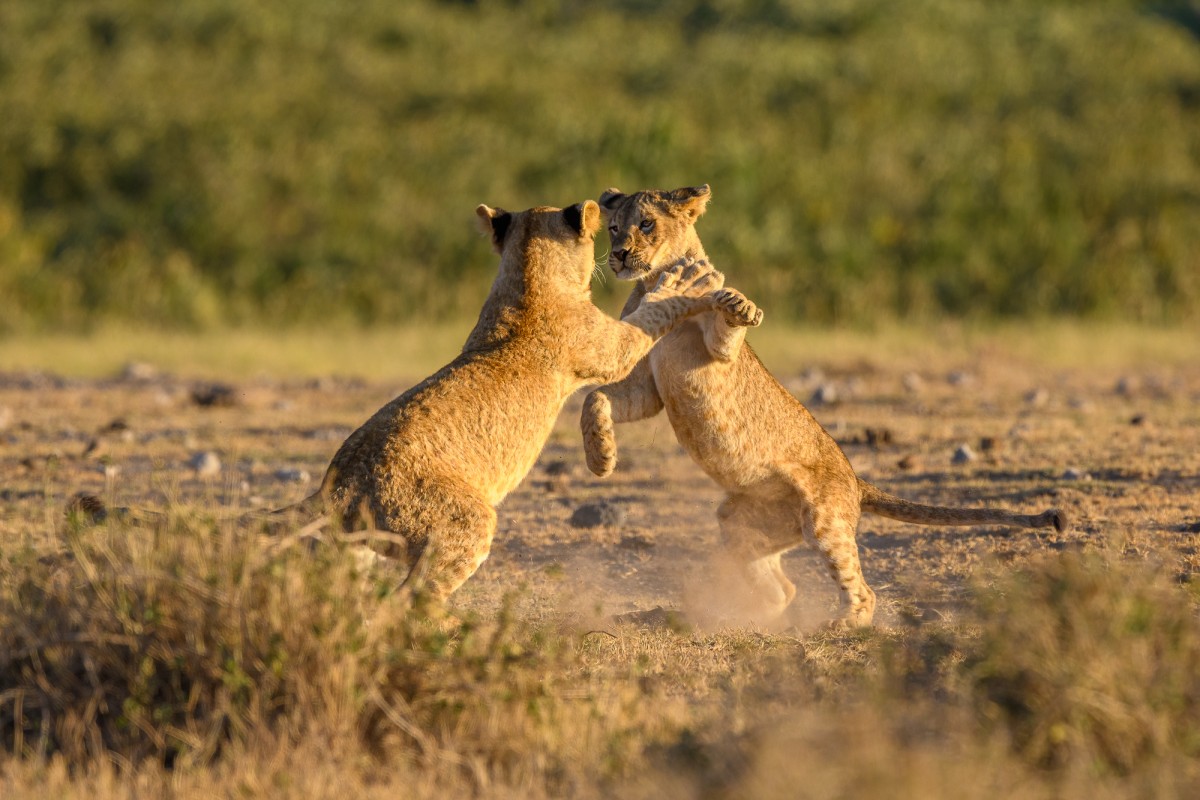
[
  {"left": 1, "top": 0, "right": 1199, "bottom": 332},
  {"left": 2, "top": 512, "right": 1199, "bottom": 797}
]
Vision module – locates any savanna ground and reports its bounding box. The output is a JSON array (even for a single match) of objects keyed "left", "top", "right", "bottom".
[{"left": 2, "top": 323, "right": 1198, "bottom": 798}]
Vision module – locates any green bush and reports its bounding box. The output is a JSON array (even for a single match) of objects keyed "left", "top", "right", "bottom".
[{"left": 1, "top": 0, "right": 1198, "bottom": 330}]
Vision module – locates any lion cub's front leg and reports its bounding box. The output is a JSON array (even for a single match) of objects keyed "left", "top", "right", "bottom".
[
  {"left": 704, "top": 286, "right": 763, "bottom": 362},
  {"left": 582, "top": 359, "right": 662, "bottom": 477}
]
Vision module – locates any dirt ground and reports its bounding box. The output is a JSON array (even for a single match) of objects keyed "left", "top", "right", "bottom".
[{"left": 2, "top": 344, "right": 1198, "bottom": 631}]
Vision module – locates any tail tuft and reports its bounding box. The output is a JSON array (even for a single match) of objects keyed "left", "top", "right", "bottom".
[{"left": 1047, "top": 508, "right": 1069, "bottom": 533}]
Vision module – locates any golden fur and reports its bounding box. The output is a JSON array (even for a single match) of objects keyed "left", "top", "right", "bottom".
[
  {"left": 301, "top": 199, "right": 760, "bottom": 602},
  {"left": 581, "top": 185, "right": 1066, "bottom": 628}
]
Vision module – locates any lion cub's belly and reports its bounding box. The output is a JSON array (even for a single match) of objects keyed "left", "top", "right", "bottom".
[{"left": 649, "top": 318, "right": 762, "bottom": 490}]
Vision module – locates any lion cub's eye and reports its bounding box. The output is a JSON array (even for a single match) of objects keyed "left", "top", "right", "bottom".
[
  {"left": 639, "top": 219, "right": 655, "bottom": 233},
  {"left": 609, "top": 224, "right": 618, "bottom": 234}
]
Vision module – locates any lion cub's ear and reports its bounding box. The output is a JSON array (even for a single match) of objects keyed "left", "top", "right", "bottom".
[
  {"left": 667, "top": 184, "right": 711, "bottom": 221},
  {"left": 598, "top": 188, "right": 626, "bottom": 213},
  {"left": 563, "top": 200, "right": 601, "bottom": 238},
  {"left": 475, "top": 205, "right": 512, "bottom": 254}
]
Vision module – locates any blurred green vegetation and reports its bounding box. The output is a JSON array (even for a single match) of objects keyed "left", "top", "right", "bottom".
[{"left": 1, "top": 0, "right": 1198, "bottom": 332}]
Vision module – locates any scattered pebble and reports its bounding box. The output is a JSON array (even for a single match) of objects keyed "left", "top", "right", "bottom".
[
  {"left": 901, "top": 372, "right": 925, "bottom": 394},
  {"left": 896, "top": 454, "right": 920, "bottom": 471},
  {"left": 947, "top": 370, "right": 974, "bottom": 387},
  {"left": 189, "top": 451, "right": 222, "bottom": 477},
  {"left": 0, "top": 406, "right": 12, "bottom": 431},
  {"left": 1115, "top": 376, "right": 1138, "bottom": 397},
  {"left": 951, "top": 444, "right": 977, "bottom": 465},
  {"left": 1024, "top": 388, "right": 1050, "bottom": 407},
  {"left": 1062, "top": 468, "right": 1091, "bottom": 481},
  {"left": 1067, "top": 397, "right": 1094, "bottom": 413},
  {"left": 119, "top": 361, "right": 158, "bottom": 382},
  {"left": 809, "top": 384, "right": 839, "bottom": 406},
  {"left": 190, "top": 383, "right": 238, "bottom": 408},
  {"left": 978, "top": 436, "right": 999, "bottom": 453},
  {"left": 275, "top": 467, "right": 311, "bottom": 483},
  {"left": 570, "top": 501, "right": 626, "bottom": 529},
  {"left": 1130, "top": 414, "right": 1147, "bottom": 426},
  {"left": 864, "top": 427, "right": 893, "bottom": 447},
  {"left": 544, "top": 461, "right": 573, "bottom": 477}
]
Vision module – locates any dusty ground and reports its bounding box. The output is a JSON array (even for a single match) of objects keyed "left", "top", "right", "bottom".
[{"left": 3, "top": 342, "right": 1198, "bottom": 633}]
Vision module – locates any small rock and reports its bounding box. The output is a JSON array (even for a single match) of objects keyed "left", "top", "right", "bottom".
[
  {"left": 979, "top": 436, "right": 999, "bottom": 453},
  {"left": 1062, "top": 468, "right": 1091, "bottom": 481},
  {"left": 864, "top": 427, "right": 893, "bottom": 447},
  {"left": 1024, "top": 388, "right": 1050, "bottom": 407},
  {"left": 809, "top": 383, "right": 838, "bottom": 406},
  {"left": 570, "top": 501, "right": 626, "bottom": 529},
  {"left": 0, "top": 406, "right": 12, "bottom": 431},
  {"left": 947, "top": 370, "right": 974, "bottom": 387},
  {"left": 275, "top": 467, "right": 311, "bottom": 483},
  {"left": 1067, "top": 397, "right": 1094, "bottom": 413},
  {"left": 1115, "top": 376, "right": 1138, "bottom": 397},
  {"left": 951, "top": 444, "right": 977, "bottom": 465},
  {"left": 896, "top": 454, "right": 920, "bottom": 471},
  {"left": 1130, "top": 414, "right": 1147, "bottom": 426},
  {"left": 901, "top": 372, "right": 925, "bottom": 394},
  {"left": 189, "top": 451, "right": 222, "bottom": 477},
  {"left": 190, "top": 383, "right": 238, "bottom": 408},
  {"left": 544, "top": 461, "right": 573, "bottom": 477},
  {"left": 119, "top": 361, "right": 158, "bottom": 382}
]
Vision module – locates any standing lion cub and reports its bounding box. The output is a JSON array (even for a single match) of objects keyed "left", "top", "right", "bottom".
[
  {"left": 302, "top": 199, "right": 760, "bottom": 602},
  {"left": 582, "top": 185, "right": 1066, "bottom": 628}
]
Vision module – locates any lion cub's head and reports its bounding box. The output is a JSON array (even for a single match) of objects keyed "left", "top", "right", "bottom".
[
  {"left": 597, "top": 185, "right": 711, "bottom": 282},
  {"left": 475, "top": 201, "right": 603, "bottom": 294}
]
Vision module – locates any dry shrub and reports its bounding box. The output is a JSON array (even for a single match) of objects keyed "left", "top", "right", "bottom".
[
  {"left": 0, "top": 510, "right": 596, "bottom": 791},
  {"left": 967, "top": 551, "right": 1200, "bottom": 774}
]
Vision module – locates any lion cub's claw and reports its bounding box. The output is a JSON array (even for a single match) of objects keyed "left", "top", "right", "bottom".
[
  {"left": 712, "top": 288, "right": 763, "bottom": 328},
  {"left": 654, "top": 257, "right": 725, "bottom": 298}
]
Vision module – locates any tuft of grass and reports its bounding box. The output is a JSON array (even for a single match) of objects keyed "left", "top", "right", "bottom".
[{"left": 966, "top": 552, "right": 1200, "bottom": 774}]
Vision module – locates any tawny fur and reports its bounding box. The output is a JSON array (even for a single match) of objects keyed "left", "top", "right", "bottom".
[
  {"left": 296, "top": 200, "right": 760, "bottom": 603},
  {"left": 581, "top": 185, "right": 1067, "bottom": 629}
]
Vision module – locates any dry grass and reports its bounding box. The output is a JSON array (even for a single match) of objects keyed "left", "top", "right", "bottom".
[
  {"left": 2, "top": 324, "right": 1199, "bottom": 797},
  {"left": 0, "top": 320, "right": 1196, "bottom": 381}
]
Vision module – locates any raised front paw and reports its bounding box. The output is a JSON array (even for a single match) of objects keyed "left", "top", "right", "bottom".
[
  {"left": 712, "top": 288, "right": 763, "bottom": 327},
  {"left": 581, "top": 392, "right": 618, "bottom": 477},
  {"left": 651, "top": 257, "right": 725, "bottom": 299}
]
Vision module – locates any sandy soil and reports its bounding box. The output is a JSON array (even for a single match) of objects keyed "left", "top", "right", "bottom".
[{"left": 2, "top": 349, "right": 1198, "bottom": 631}]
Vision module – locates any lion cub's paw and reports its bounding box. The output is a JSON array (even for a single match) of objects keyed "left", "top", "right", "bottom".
[
  {"left": 712, "top": 288, "right": 764, "bottom": 328},
  {"left": 654, "top": 257, "right": 725, "bottom": 298}
]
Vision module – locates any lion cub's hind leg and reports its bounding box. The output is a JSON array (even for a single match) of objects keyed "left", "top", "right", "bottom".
[
  {"left": 805, "top": 507, "right": 875, "bottom": 630},
  {"left": 385, "top": 483, "right": 498, "bottom": 604},
  {"left": 696, "top": 493, "right": 802, "bottom": 628}
]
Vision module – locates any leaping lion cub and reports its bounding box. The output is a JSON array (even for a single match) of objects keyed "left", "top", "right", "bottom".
[
  {"left": 304, "top": 199, "right": 759, "bottom": 602},
  {"left": 581, "top": 185, "right": 1067, "bottom": 629}
]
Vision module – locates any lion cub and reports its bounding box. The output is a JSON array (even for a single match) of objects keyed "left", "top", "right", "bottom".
[
  {"left": 581, "top": 185, "right": 1066, "bottom": 628},
  {"left": 303, "top": 199, "right": 759, "bottom": 603}
]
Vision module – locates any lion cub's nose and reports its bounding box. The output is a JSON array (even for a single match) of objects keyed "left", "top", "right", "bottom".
[{"left": 612, "top": 249, "right": 628, "bottom": 264}]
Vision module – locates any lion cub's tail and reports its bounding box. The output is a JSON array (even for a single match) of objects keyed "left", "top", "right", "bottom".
[{"left": 857, "top": 478, "right": 1068, "bottom": 532}]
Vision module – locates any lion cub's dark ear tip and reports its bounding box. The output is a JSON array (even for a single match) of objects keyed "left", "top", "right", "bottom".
[
  {"left": 475, "top": 204, "right": 511, "bottom": 251},
  {"left": 599, "top": 188, "right": 625, "bottom": 209},
  {"left": 563, "top": 202, "right": 585, "bottom": 235}
]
